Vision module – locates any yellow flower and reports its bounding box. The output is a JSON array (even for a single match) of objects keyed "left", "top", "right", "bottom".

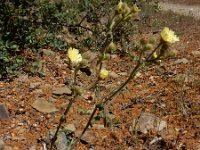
[
  {"left": 160, "top": 27, "right": 179, "bottom": 44},
  {"left": 116, "top": 0, "right": 123, "bottom": 14},
  {"left": 99, "top": 69, "right": 109, "bottom": 79},
  {"left": 67, "top": 47, "right": 82, "bottom": 64},
  {"left": 131, "top": 4, "right": 140, "bottom": 14}
]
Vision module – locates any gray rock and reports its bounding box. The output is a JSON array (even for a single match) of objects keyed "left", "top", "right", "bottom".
[
  {"left": 192, "top": 51, "right": 200, "bottom": 57},
  {"left": 55, "top": 132, "right": 68, "bottom": 150},
  {"left": 30, "top": 82, "right": 41, "bottom": 90},
  {"left": 52, "top": 86, "right": 71, "bottom": 95},
  {"left": 109, "top": 71, "right": 119, "bottom": 78},
  {"left": 64, "top": 124, "right": 76, "bottom": 133},
  {"left": 0, "top": 104, "right": 10, "bottom": 120},
  {"left": 75, "top": 131, "right": 96, "bottom": 144},
  {"left": 42, "top": 49, "right": 56, "bottom": 56},
  {"left": 32, "top": 89, "right": 44, "bottom": 97},
  {"left": 131, "top": 112, "right": 167, "bottom": 134},
  {"left": 175, "top": 58, "right": 189, "bottom": 64}
]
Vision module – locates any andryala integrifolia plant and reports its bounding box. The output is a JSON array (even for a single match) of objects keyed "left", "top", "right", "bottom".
[{"left": 50, "top": 1, "right": 179, "bottom": 149}]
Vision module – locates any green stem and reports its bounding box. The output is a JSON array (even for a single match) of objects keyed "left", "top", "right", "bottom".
[
  {"left": 102, "top": 61, "right": 142, "bottom": 105},
  {"left": 69, "top": 106, "right": 98, "bottom": 150},
  {"left": 50, "top": 67, "right": 79, "bottom": 150},
  {"left": 50, "top": 98, "right": 75, "bottom": 150}
]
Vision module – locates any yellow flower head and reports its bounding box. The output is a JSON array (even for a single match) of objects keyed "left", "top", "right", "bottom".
[
  {"left": 160, "top": 27, "right": 179, "bottom": 44},
  {"left": 67, "top": 47, "right": 82, "bottom": 64},
  {"left": 131, "top": 4, "right": 140, "bottom": 14},
  {"left": 116, "top": 0, "right": 123, "bottom": 14},
  {"left": 99, "top": 69, "right": 109, "bottom": 79}
]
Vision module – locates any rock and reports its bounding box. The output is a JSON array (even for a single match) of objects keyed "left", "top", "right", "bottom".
[
  {"left": 109, "top": 71, "right": 119, "bottom": 78},
  {"left": 42, "top": 49, "right": 56, "bottom": 56},
  {"left": 175, "top": 74, "right": 195, "bottom": 83},
  {"left": 15, "top": 75, "right": 29, "bottom": 83},
  {"left": 192, "top": 51, "right": 200, "bottom": 57},
  {"left": 64, "top": 124, "right": 76, "bottom": 133},
  {"left": 32, "top": 98, "right": 58, "bottom": 113},
  {"left": 131, "top": 112, "right": 167, "bottom": 134},
  {"left": 0, "top": 104, "right": 10, "bottom": 120},
  {"left": 0, "top": 138, "right": 4, "bottom": 150},
  {"left": 55, "top": 132, "right": 68, "bottom": 150},
  {"left": 29, "top": 82, "right": 41, "bottom": 90},
  {"left": 29, "top": 144, "right": 37, "bottom": 150},
  {"left": 52, "top": 86, "right": 71, "bottom": 95},
  {"left": 174, "top": 58, "right": 189, "bottom": 64},
  {"left": 32, "top": 89, "right": 44, "bottom": 97},
  {"left": 48, "top": 97, "right": 57, "bottom": 102},
  {"left": 75, "top": 131, "right": 96, "bottom": 144},
  {"left": 93, "top": 124, "right": 105, "bottom": 129},
  {"left": 118, "top": 72, "right": 128, "bottom": 76}
]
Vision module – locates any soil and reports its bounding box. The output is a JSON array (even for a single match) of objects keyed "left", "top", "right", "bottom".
[
  {"left": 159, "top": 2, "right": 200, "bottom": 20},
  {"left": 0, "top": 1, "right": 200, "bottom": 150},
  {"left": 160, "top": 0, "right": 200, "bottom": 5}
]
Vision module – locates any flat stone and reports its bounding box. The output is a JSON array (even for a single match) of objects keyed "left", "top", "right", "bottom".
[
  {"left": 32, "top": 98, "right": 58, "bottom": 113},
  {"left": 174, "top": 58, "right": 189, "bottom": 64},
  {"left": 55, "top": 132, "right": 68, "bottom": 150},
  {"left": 52, "top": 86, "right": 71, "bottom": 95},
  {"left": 42, "top": 49, "right": 56, "bottom": 56},
  {"left": 29, "top": 82, "right": 41, "bottom": 90},
  {"left": 131, "top": 112, "right": 167, "bottom": 134},
  {"left": 75, "top": 130, "right": 96, "bottom": 144},
  {"left": 109, "top": 71, "right": 119, "bottom": 78},
  {"left": 192, "top": 51, "right": 200, "bottom": 57},
  {"left": 0, "top": 104, "right": 10, "bottom": 120},
  {"left": 64, "top": 124, "right": 76, "bottom": 133}
]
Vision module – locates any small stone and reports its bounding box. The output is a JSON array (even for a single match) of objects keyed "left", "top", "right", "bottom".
[
  {"left": 42, "top": 49, "right": 56, "bottom": 56},
  {"left": 30, "top": 82, "right": 41, "bottom": 90},
  {"left": 52, "top": 86, "right": 72, "bottom": 95},
  {"left": 109, "top": 71, "right": 119, "bottom": 78},
  {"left": 29, "top": 144, "right": 37, "bottom": 150},
  {"left": 64, "top": 124, "right": 76, "bottom": 133},
  {"left": 118, "top": 72, "right": 128, "bottom": 76},
  {"left": 192, "top": 51, "right": 200, "bottom": 57},
  {"left": 131, "top": 112, "right": 167, "bottom": 134},
  {"left": 93, "top": 124, "right": 105, "bottom": 129},
  {"left": 32, "top": 98, "right": 58, "bottom": 113},
  {"left": 75, "top": 131, "right": 96, "bottom": 144},
  {"left": 15, "top": 75, "right": 29, "bottom": 83},
  {"left": 55, "top": 132, "right": 69, "bottom": 150},
  {"left": 48, "top": 97, "right": 57, "bottom": 102},
  {"left": 0, "top": 104, "right": 10, "bottom": 120},
  {"left": 32, "top": 89, "right": 44, "bottom": 97},
  {"left": 174, "top": 58, "right": 189, "bottom": 64}
]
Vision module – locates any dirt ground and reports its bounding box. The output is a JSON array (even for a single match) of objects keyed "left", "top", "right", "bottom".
[
  {"left": 0, "top": 1, "right": 200, "bottom": 150},
  {"left": 160, "top": 0, "right": 200, "bottom": 5}
]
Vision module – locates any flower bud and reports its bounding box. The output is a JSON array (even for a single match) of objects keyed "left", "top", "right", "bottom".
[
  {"left": 144, "top": 43, "right": 153, "bottom": 51},
  {"left": 106, "top": 42, "right": 117, "bottom": 52},
  {"left": 152, "top": 52, "right": 158, "bottom": 59}
]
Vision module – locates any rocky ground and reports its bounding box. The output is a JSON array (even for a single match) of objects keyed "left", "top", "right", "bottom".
[{"left": 0, "top": 1, "right": 200, "bottom": 150}]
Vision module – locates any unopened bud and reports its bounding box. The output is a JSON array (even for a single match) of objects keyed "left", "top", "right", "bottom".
[
  {"left": 107, "top": 42, "right": 117, "bottom": 52},
  {"left": 144, "top": 43, "right": 153, "bottom": 51}
]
